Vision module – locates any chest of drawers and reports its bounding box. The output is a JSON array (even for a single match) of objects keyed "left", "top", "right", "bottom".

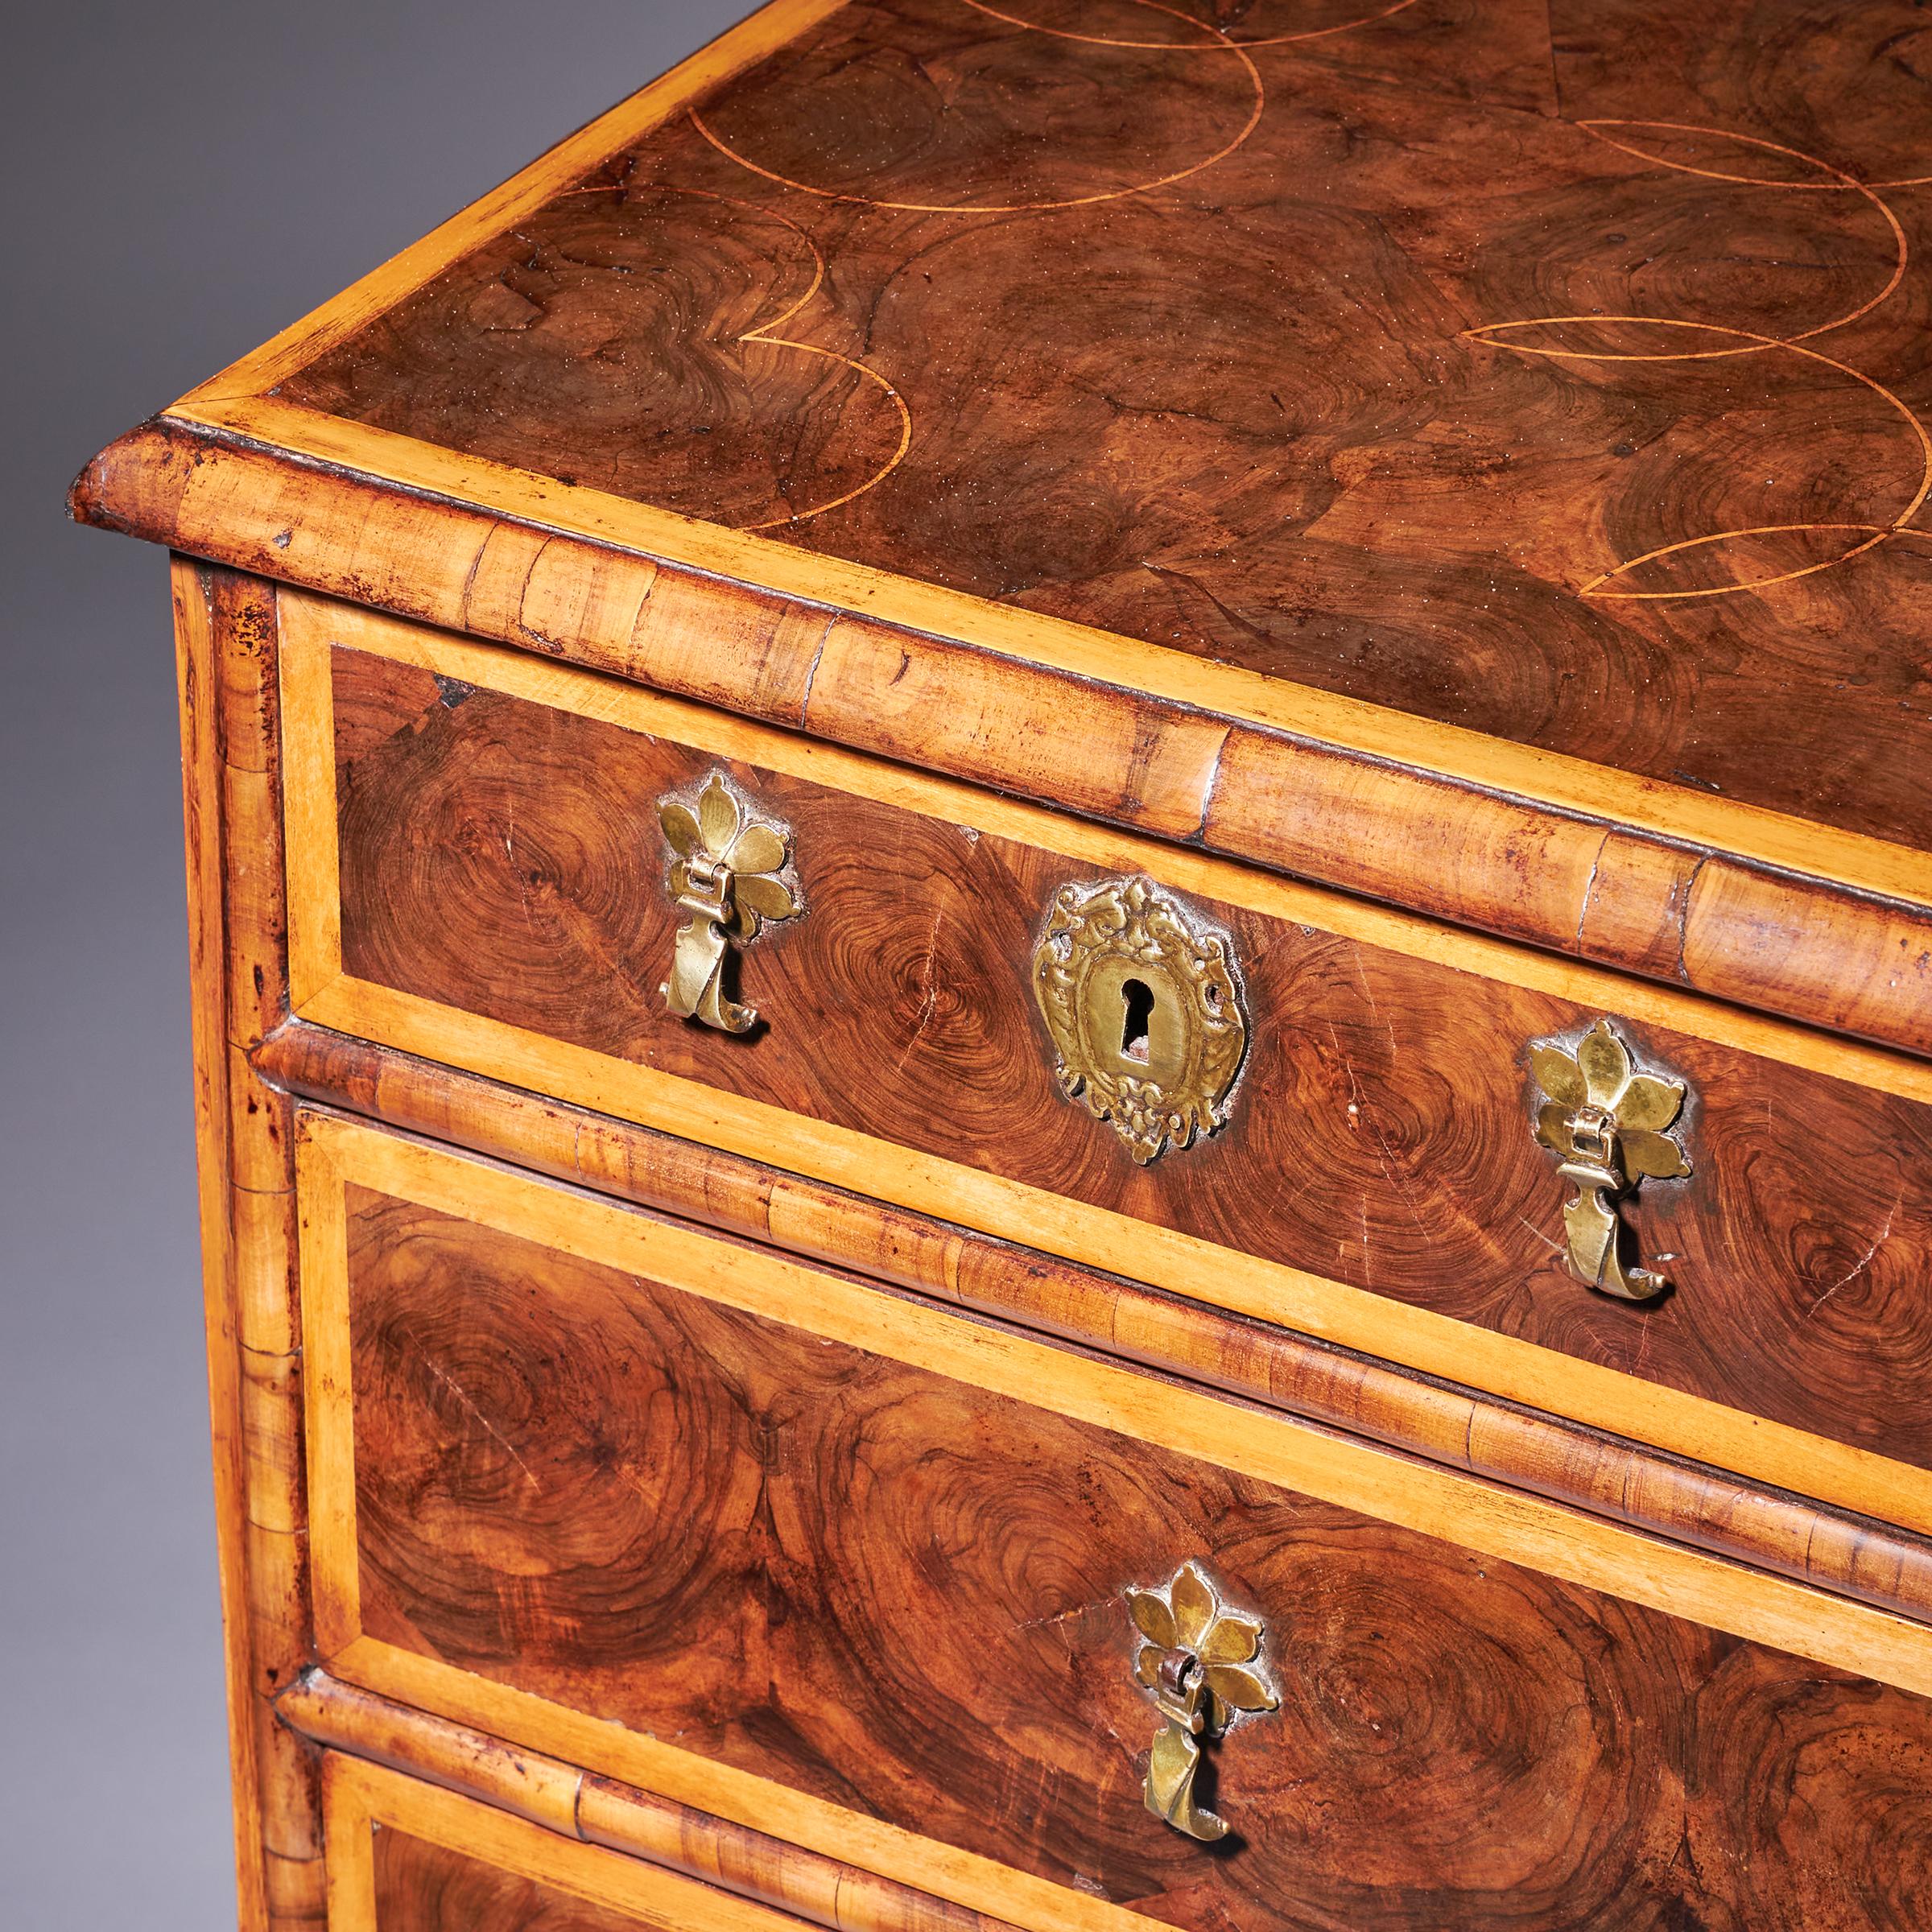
[{"left": 75, "top": 2, "right": 1932, "bottom": 1926}]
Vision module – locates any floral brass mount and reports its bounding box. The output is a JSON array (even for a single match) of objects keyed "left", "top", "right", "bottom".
[
  {"left": 657, "top": 772, "right": 801, "bottom": 1034},
  {"left": 1530, "top": 1019, "right": 1691, "bottom": 1302},
  {"left": 1127, "top": 1562, "right": 1278, "bottom": 1843},
  {"left": 1032, "top": 875, "right": 1247, "bottom": 1164}
]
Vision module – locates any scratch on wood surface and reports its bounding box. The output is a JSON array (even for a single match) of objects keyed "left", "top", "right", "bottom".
[
  {"left": 1518, "top": 1215, "right": 1563, "bottom": 1257},
  {"left": 1674, "top": 854, "right": 1711, "bottom": 984},
  {"left": 895, "top": 905, "right": 944, "bottom": 1073},
  {"left": 1809, "top": 1196, "right": 1899, "bottom": 1318},
  {"left": 421, "top": 1358, "right": 541, "bottom": 1493},
  {"left": 1574, "top": 829, "right": 1609, "bottom": 947}
]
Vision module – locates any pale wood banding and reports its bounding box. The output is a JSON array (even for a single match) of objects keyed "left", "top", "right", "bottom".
[
  {"left": 283, "top": 1673, "right": 1022, "bottom": 1932},
  {"left": 258, "top": 1022, "right": 1932, "bottom": 1629},
  {"left": 296, "top": 1109, "right": 1932, "bottom": 1700},
  {"left": 322, "top": 1752, "right": 856, "bottom": 1932},
  {"left": 291, "top": 1111, "right": 1932, "bottom": 1932},
  {"left": 75, "top": 425, "right": 1932, "bottom": 1061},
  {"left": 268, "top": 588, "right": 1932, "bottom": 1542},
  {"left": 282, "top": 1672, "right": 584, "bottom": 1839},
  {"left": 175, "top": 561, "right": 320, "bottom": 1931}
]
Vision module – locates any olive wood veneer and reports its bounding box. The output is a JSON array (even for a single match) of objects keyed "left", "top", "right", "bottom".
[
  {"left": 70, "top": 0, "right": 1932, "bottom": 1059},
  {"left": 283, "top": 587, "right": 1932, "bottom": 1536},
  {"left": 297, "top": 1108, "right": 1932, "bottom": 1932},
  {"left": 257, "top": 1019, "right": 1932, "bottom": 1631},
  {"left": 166, "top": 561, "right": 317, "bottom": 1929},
  {"left": 155, "top": 551, "right": 1932, "bottom": 1930},
  {"left": 291, "top": 1675, "right": 1021, "bottom": 1932},
  {"left": 76, "top": 417, "right": 1932, "bottom": 1064},
  {"left": 75, "top": 4, "right": 1932, "bottom": 1925},
  {"left": 324, "top": 1751, "right": 875, "bottom": 1932}
]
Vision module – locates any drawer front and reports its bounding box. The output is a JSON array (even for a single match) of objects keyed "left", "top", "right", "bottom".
[
  {"left": 324, "top": 1753, "right": 809, "bottom": 1932},
  {"left": 299, "top": 1112, "right": 1932, "bottom": 1932},
  {"left": 283, "top": 590, "right": 1932, "bottom": 1531}
]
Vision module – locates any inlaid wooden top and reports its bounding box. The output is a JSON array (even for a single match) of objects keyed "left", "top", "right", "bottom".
[
  {"left": 73, "top": 0, "right": 1932, "bottom": 1051},
  {"left": 279, "top": 0, "right": 1932, "bottom": 851}
]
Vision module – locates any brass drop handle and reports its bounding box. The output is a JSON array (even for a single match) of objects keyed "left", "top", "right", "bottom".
[
  {"left": 658, "top": 773, "right": 801, "bottom": 1034},
  {"left": 1530, "top": 1019, "right": 1690, "bottom": 1301},
  {"left": 1127, "top": 1562, "right": 1278, "bottom": 1843}
]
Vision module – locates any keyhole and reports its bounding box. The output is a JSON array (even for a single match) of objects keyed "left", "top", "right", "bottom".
[{"left": 1121, "top": 977, "right": 1154, "bottom": 1063}]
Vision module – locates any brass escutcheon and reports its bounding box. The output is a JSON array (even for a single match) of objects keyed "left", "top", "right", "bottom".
[
  {"left": 1530, "top": 1018, "right": 1690, "bottom": 1301},
  {"left": 657, "top": 771, "right": 801, "bottom": 1034},
  {"left": 1032, "top": 875, "right": 1246, "bottom": 1164},
  {"left": 1127, "top": 1562, "right": 1278, "bottom": 1843}
]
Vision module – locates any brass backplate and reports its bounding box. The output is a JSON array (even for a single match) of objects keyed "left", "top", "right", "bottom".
[
  {"left": 657, "top": 771, "right": 801, "bottom": 1034},
  {"left": 1128, "top": 1561, "right": 1279, "bottom": 1842},
  {"left": 1033, "top": 875, "right": 1246, "bottom": 1163},
  {"left": 1530, "top": 1018, "right": 1691, "bottom": 1301}
]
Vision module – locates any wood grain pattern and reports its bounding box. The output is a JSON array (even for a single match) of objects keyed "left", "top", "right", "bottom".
[
  {"left": 321, "top": 1140, "right": 1932, "bottom": 1932},
  {"left": 283, "top": 1671, "right": 1026, "bottom": 1932},
  {"left": 262, "top": 0, "right": 1932, "bottom": 858},
  {"left": 324, "top": 1752, "right": 833, "bottom": 1932},
  {"left": 68, "top": 4, "right": 1932, "bottom": 1915},
  {"left": 375, "top": 1831, "right": 645, "bottom": 1932},
  {"left": 280, "top": 597, "right": 1932, "bottom": 1538},
  {"left": 171, "top": 560, "right": 320, "bottom": 1931},
  {"left": 72, "top": 397, "right": 1932, "bottom": 1063},
  {"left": 276, "top": 595, "right": 1932, "bottom": 1113},
  {"left": 258, "top": 1021, "right": 1932, "bottom": 1630},
  {"left": 318, "top": 633, "right": 1932, "bottom": 1480},
  {"left": 299, "top": 1114, "right": 1932, "bottom": 1694},
  {"left": 284, "top": 1671, "right": 582, "bottom": 1839}
]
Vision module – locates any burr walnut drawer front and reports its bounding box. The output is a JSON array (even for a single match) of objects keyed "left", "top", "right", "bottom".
[
  {"left": 300, "top": 1112, "right": 1932, "bottom": 1932},
  {"left": 283, "top": 589, "right": 1932, "bottom": 1531}
]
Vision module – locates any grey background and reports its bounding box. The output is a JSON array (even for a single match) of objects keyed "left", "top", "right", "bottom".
[{"left": 1, "top": 5, "right": 744, "bottom": 1924}]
